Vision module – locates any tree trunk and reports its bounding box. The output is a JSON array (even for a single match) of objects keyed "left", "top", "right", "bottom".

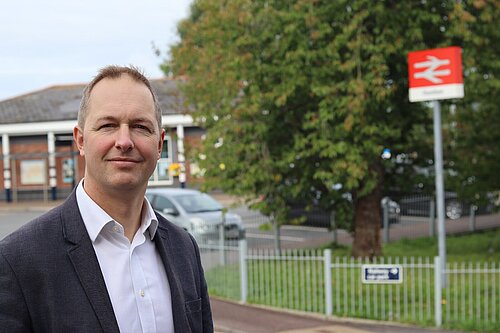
[{"left": 351, "top": 187, "right": 383, "bottom": 259}]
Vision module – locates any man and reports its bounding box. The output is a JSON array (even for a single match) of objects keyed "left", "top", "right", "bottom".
[{"left": 0, "top": 66, "right": 213, "bottom": 332}]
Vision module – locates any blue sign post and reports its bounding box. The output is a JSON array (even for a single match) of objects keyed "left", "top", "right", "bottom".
[{"left": 361, "top": 264, "right": 403, "bottom": 284}]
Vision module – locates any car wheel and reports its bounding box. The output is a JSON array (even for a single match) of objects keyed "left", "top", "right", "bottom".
[{"left": 446, "top": 200, "right": 462, "bottom": 220}]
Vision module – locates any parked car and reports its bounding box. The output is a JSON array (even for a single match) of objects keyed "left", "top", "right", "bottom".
[
  {"left": 145, "top": 188, "right": 246, "bottom": 241},
  {"left": 398, "top": 192, "right": 495, "bottom": 220},
  {"left": 287, "top": 197, "right": 400, "bottom": 228},
  {"left": 381, "top": 197, "right": 401, "bottom": 225}
]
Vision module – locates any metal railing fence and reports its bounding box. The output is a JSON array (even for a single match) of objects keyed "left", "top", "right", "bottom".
[
  {"left": 328, "top": 256, "right": 436, "bottom": 325},
  {"left": 246, "top": 247, "right": 325, "bottom": 313},
  {"left": 444, "top": 262, "right": 499, "bottom": 331},
  {"left": 199, "top": 238, "right": 241, "bottom": 300},
  {"left": 200, "top": 238, "right": 500, "bottom": 332}
]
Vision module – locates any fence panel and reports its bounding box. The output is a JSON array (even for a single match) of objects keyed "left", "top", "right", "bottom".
[
  {"left": 245, "top": 248, "right": 325, "bottom": 313},
  {"left": 199, "top": 238, "right": 241, "bottom": 300},
  {"left": 444, "top": 262, "right": 500, "bottom": 332},
  {"left": 328, "top": 256, "right": 436, "bottom": 326},
  {"left": 202, "top": 240, "right": 500, "bottom": 332}
]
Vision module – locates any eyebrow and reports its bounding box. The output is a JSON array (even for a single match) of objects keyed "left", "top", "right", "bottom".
[{"left": 94, "top": 116, "right": 155, "bottom": 126}]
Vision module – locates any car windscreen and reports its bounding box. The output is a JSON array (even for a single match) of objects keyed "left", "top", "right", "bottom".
[{"left": 175, "top": 193, "right": 223, "bottom": 213}]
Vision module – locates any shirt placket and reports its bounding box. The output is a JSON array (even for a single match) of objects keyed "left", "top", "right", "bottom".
[{"left": 130, "top": 235, "right": 157, "bottom": 333}]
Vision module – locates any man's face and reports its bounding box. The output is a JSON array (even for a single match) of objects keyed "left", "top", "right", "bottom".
[{"left": 74, "top": 75, "right": 164, "bottom": 193}]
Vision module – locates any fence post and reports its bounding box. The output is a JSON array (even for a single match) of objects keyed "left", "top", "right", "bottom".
[
  {"left": 429, "top": 200, "right": 436, "bottom": 237},
  {"left": 469, "top": 205, "right": 477, "bottom": 232},
  {"left": 382, "top": 199, "right": 389, "bottom": 243},
  {"left": 218, "top": 221, "right": 226, "bottom": 266},
  {"left": 239, "top": 239, "right": 248, "bottom": 303},
  {"left": 434, "top": 256, "right": 442, "bottom": 327},
  {"left": 330, "top": 211, "right": 337, "bottom": 244},
  {"left": 324, "top": 249, "right": 332, "bottom": 316}
]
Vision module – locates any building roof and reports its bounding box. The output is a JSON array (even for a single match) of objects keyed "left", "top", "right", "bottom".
[{"left": 0, "top": 78, "right": 188, "bottom": 124}]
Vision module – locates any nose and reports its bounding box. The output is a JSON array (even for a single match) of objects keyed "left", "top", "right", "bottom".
[{"left": 115, "top": 125, "right": 134, "bottom": 151}]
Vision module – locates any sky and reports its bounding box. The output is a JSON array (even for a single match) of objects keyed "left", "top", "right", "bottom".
[{"left": 0, "top": 0, "right": 193, "bottom": 101}]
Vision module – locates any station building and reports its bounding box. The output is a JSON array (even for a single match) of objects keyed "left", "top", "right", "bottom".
[{"left": 0, "top": 79, "right": 203, "bottom": 202}]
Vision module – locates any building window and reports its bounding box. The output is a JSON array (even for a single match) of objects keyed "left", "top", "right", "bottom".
[{"left": 148, "top": 135, "right": 174, "bottom": 186}]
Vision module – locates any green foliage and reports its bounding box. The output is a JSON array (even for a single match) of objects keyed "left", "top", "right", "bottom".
[
  {"left": 164, "top": 0, "right": 499, "bottom": 256},
  {"left": 443, "top": 0, "right": 500, "bottom": 206}
]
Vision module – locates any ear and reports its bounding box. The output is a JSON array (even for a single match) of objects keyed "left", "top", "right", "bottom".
[
  {"left": 157, "top": 129, "right": 165, "bottom": 159},
  {"left": 73, "top": 126, "right": 85, "bottom": 157}
]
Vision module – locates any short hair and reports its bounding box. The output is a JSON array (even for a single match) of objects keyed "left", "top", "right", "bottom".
[{"left": 78, "top": 65, "right": 162, "bottom": 132}]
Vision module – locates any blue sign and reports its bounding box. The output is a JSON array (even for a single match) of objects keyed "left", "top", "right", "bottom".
[{"left": 362, "top": 265, "right": 403, "bottom": 284}]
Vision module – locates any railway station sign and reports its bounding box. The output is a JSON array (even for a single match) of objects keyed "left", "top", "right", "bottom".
[
  {"left": 362, "top": 264, "right": 403, "bottom": 284},
  {"left": 408, "top": 46, "right": 464, "bottom": 102}
]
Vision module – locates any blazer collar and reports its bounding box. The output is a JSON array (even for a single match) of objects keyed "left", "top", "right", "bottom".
[{"left": 61, "top": 190, "right": 120, "bottom": 333}]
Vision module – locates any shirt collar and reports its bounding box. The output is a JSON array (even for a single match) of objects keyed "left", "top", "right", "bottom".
[
  {"left": 76, "top": 179, "right": 158, "bottom": 242},
  {"left": 142, "top": 198, "right": 159, "bottom": 240}
]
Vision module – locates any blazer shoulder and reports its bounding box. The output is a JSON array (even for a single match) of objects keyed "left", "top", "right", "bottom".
[{"left": 154, "top": 212, "right": 191, "bottom": 236}]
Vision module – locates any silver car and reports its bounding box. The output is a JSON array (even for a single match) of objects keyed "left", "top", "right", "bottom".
[{"left": 145, "top": 188, "right": 245, "bottom": 241}]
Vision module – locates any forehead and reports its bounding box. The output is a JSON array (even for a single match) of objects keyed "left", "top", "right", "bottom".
[{"left": 87, "top": 75, "right": 155, "bottom": 118}]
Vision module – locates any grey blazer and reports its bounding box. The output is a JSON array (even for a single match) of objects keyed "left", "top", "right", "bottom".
[{"left": 0, "top": 190, "right": 213, "bottom": 332}]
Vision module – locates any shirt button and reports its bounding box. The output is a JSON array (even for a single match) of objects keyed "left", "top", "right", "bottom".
[
  {"left": 113, "top": 226, "right": 120, "bottom": 233},
  {"left": 139, "top": 290, "right": 145, "bottom": 297}
]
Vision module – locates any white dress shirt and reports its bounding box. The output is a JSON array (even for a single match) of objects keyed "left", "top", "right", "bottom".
[{"left": 76, "top": 181, "right": 174, "bottom": 333}]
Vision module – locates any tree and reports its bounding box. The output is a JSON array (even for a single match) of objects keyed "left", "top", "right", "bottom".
[
  {"left": 164, "top": 0, "right": 496, "bottom": 257},
  {"left": 443, "top": 0, "right": 500, "bottom": 207}
]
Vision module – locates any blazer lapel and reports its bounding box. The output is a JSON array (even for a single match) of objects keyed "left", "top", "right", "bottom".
[
  {"left": 61, "top": 191, "right": 120, "bottom": 333},
  {"left": 154, "top": 223, "right": 191, "bottom": 331}
]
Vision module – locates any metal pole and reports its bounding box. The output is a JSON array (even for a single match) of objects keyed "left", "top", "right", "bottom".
[
  {"left": 176, "top": 125, "right": 186, "bottom": 188},
  {"left": 383, "top": 199, "right": 389, "bottom": 243},
  {"left": 432, "top": 100, "right": 446, "bottom": 287},
  {"left": 47, "top": 132, "right": 57, "bottom": 200},
  {"left": 330, "top": 211, "right": 337, "bottom": 244},
  {"left": 434, "top": 256, "right": 442, "bottom": 327},
  {"left": 2, "top": 134, "right": 12, "bottom": 202},
  {"left": 469, "top": 204, "right": 477, "bottom": 232},
  {"left": 219, "top": 210, "right": 226, "bottom": 266},
  {"left": 272, "top": 217, "right": 281, "bottom": 256},
  {"left": 429, "top": 200, "right": 436, "bottom": 237},
  {"left": 324, "top": 249, "right": 333, "bottom": 316},
  {"left": 239, "top": 239, "right": 248, "bottom": 303}
]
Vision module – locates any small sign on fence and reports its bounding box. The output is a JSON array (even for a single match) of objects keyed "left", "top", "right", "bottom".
[{"left": 361, "top": 264, "right": 403, "bottom": 284}]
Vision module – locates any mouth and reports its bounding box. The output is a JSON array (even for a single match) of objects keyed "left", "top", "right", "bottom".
[{"left": 107, "top": 157, "right": 141, "bottom": 165}]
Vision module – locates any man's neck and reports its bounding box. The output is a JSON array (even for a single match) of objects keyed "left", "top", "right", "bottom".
[{"left": 83, "top": 180, "right": 145, "bottom": 242}]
